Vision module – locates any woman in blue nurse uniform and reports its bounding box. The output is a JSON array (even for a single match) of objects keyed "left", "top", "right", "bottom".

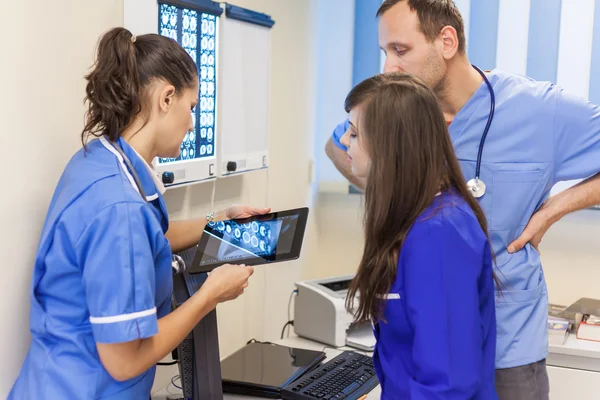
[
  {"left": 9, "top": 27, "right": 269, "bottom": 399},
  {"left": 342, "top": 73, "right": 499, "bottom": 399}
]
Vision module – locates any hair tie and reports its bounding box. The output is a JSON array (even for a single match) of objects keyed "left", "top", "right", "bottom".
[{"left": 131, "top": 35, "right": 137, "bottom": 43}]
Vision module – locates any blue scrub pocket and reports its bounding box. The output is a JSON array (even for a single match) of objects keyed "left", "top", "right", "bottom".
[
  {"left": 494, "top": 273, "right": 548, "bottom": 368},
  {"left": 491, "top": 166, "right": 550, "bottom": 231}
]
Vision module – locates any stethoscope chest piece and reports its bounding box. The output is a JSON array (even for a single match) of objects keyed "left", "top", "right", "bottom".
[
  {"left": 467, "top": 178, "right": 486, "bottom": 198},
  {"left": 467, "top": 64, "right": 495, "bottom": 199}
]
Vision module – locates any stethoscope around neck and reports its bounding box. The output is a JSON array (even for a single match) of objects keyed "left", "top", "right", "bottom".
[{"left": 465, "top": 64, "right": 495, "bottom": 199}]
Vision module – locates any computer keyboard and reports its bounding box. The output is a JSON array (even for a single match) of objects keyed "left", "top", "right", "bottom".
[{"left": 280, "top": 351, "right": 379, "bottom": 400}]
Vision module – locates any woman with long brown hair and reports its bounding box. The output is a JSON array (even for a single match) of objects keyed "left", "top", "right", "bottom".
[{"left": 342, "top": 73, "right": 498, "bottom": 399}]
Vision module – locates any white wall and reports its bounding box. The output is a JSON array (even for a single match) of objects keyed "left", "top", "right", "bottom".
[
  {"left": 313, "top": 0, "right": 355, "bottom": 193},
  {"left": 539, "top": 210, "right": 600, "bottom": 306},
  {"left": 0, "top": 1, "right": 124, "bottom": 396}
]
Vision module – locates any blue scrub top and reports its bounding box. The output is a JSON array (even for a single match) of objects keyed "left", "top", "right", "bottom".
[
  {"left": 9, "top": 137, "right": 173, "bottom": 399},
  {"left": 332, "top": 69, "right": 600, "bottom": 368},
  {"left": 373, "top": 192, "right": 497, "bottom": 399}
]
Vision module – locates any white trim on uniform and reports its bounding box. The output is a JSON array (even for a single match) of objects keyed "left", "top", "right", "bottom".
[
  {"left": 377, "top": 293, "right": 401, "bottom": 300},
  {"left": 90, "top": 307, "right": 157, "bottom": 324},
  {"left": 130, "top": 146, "right": 167, "bottom": 196},
  {"left": 99, "top": 136, "right": 141, "bottom": 195}
]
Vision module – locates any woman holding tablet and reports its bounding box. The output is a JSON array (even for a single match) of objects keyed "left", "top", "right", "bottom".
[{"left": 10, "top": 27, "right": 269, "bottom": 399}]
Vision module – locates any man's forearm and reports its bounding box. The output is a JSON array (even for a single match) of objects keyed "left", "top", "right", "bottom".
[
  {"left": 166, "top": 210, "right": 228, "bottom": 253},
  {"left": 546, "top": 173, "right": 600, "bottom": 220}
]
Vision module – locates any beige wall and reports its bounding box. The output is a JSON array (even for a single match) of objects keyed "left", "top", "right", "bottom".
[
  {"left": 539, "top": 210, "right": 600, "bottom": 305},
  {"left": 0, "top": 1, "right": 124, "bottom": 396}
]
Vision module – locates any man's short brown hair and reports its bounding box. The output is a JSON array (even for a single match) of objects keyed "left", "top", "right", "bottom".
[{"left": 377, "top": 0, "right": 466, "bottom": 54}]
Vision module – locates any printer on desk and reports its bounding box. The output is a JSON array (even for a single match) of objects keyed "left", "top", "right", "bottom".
[{"left": 294, "top": 275, "right": 376, "bottom": 351}]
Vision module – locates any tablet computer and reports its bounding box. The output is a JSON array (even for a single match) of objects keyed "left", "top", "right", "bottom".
[{"left": 189, "top": 207, "right": 309, "bottom": 274}]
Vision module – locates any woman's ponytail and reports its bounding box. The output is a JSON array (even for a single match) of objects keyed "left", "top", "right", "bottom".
[
  {"left": 81, "top": 27, "right": 141, "bottom": 145},
  {"left": 81, "top": 26, "right": 197, "bottom": 146}
]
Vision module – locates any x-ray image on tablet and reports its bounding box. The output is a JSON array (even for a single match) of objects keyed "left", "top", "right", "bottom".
[
  {"left": 209, "top": 218, "right": 282, "bottom": 260},
  {"left": 189, "top": 208, "right": 309, "bottom": 273}
]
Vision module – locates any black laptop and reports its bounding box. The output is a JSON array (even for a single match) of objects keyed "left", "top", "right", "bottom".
[{"left": 221, "top": 342, "right": 326, "bottom": 398}]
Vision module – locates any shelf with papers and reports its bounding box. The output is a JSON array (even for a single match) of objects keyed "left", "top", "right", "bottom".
[{"left": 548, "top": 334, "right": 600, "bottom": 372}]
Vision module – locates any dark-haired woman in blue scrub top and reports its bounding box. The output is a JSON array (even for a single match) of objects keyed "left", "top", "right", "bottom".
[{"left": 341, "top": 73, "right": 499, "bottom": 400}]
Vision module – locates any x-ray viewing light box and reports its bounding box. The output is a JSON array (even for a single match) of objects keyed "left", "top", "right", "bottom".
[
  {"left": 124, "top": 0, "right": 275, "bottom": 186},
  {"left": 216, "top": 4, "right": 274, "bottom": 177},
  {"left": 124, "top": 0, "right": 222, "bottom": 186}
]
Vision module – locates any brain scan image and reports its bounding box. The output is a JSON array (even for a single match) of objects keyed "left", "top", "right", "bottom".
[
  {"left": 242, "top": 231, "right": 251, "bottom": 244},
  {"left": 159, "top": 5, "right": 218, "bottom": 165},
  {"left": 206, "top": 217, "right": 283, "bottom": 259}
]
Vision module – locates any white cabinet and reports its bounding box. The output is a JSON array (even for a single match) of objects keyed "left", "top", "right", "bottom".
[
  {"left": 547, "top": 335, "right": 600, "bottom": 399},
  {"left": 548, "top": 366, "right": 600, "bottom": 399}
]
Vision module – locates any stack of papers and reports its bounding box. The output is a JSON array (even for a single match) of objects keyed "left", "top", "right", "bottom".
[
  {"left": 548, "top": 316, "right": 570, "bottom": 346},
  {"left": 548, "top": 303, "right": 575, "bottom": 346}
]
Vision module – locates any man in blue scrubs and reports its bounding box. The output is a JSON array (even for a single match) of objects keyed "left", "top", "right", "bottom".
[{"left": 326, "top": 1, "right": 600, "bottom": 399}]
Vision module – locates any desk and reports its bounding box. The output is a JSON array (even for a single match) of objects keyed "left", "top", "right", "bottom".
[
  {"left": 153, "top": 334, "right": 600, "bottom": 400},
  {"left": 548, "top": 334, "right": 600, "bottom": 371},
  {"left": 152, "top": 336, "right": 381, "bottom": 400},
  {"left": 546, "top": 335, "right": 600, "bottom": 399}
]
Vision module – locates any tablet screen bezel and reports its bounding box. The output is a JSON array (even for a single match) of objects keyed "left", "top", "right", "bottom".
[{"left": 188, "top": 207, "right": 309, "bottom": 274}]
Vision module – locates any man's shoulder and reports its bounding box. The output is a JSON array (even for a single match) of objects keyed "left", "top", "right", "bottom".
[{"left": 491, "top": 69, "right": 558, "bottom": 105}]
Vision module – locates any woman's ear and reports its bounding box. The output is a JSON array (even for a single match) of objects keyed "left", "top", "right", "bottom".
[{"left": 159, "top": 85, "right": 177, "bottom": 113}]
